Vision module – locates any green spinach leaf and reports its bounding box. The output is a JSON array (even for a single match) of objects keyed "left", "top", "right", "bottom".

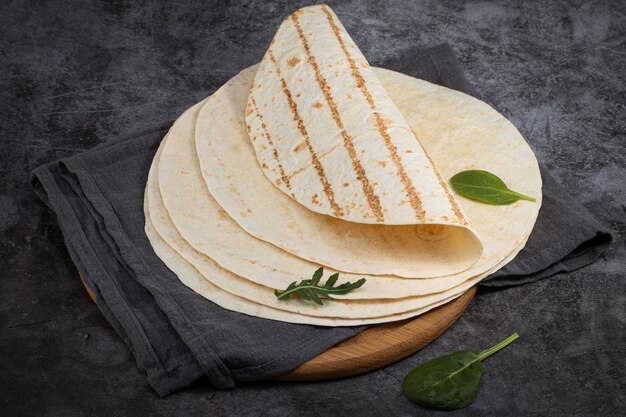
[
  {"left": 274, "top": 267, "right": 366, "bottom": 305},
  {"left": 402, "top": 332, "right": 519, "bottom": 411},
  {"left": 450, "top": 170, "right": 536, "bottom": 205}
]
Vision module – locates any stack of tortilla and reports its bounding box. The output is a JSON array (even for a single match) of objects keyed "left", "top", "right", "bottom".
[{"left": 144, "top": 5, "right": 542, "bottom": 326}]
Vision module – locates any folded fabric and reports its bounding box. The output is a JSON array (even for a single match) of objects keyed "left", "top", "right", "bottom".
[{"left": 31, "top": 44, "right": 612, "bottom": 396}]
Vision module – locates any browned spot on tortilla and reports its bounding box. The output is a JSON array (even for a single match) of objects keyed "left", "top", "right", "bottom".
[
  {"left": 240, "top": 211, "right": 248, "bottom": 218},
  {"left": 322, "top": 5, "right": 425, "bottom": 222},
  {"left": 311, "top": 193, "right": 320, "bottom": 205},
  {"left": 375, "top": 160, "right": 387, "bottom": 168},
  {"left": 267, "top": 49, "right": 343, "bottom": 217},
  {"left": 248, "top": 260, "right": 257, "bottom": 264},
  {"left": 343, "top": 182, "right": 349, "bottom": 187},
  {"left": 262, "top": 162, "right": 268, "bottom": 169},
  {"left": 405, "top": 149, "right": 413, "bottom": 154},
  {"left": 287, "top": 56, "right": 301, "bottom": 68},
  {"left": 249, "top": 95, "right": 292, "bottom": 191},
  {"left": 288, "top": 165, "right": 306, "bottom": 179},
  {"left": 246, "top": 107, "right": 254, "bottom": 116},
  {"left": 416, "top": 224, "right": 448, "bottom": 241},
  {"left": 217, "top": 208, "right": 229, "bottom": 219},
  {"left": 313, "top": 101, "right": 323, "bottom": 109},
  {"left": 246, "top": 124, "right": 251, "bottom": 132},
  {"left": 293, "top": 142, "right": 305, "bottom": 153},
  {"left": 292, "top": 12, "right": 383, "bottom": 222}
]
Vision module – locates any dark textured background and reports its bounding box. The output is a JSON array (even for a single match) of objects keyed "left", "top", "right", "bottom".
[{"left": 1, "top": 0, "right": 624, "bottom": 416}]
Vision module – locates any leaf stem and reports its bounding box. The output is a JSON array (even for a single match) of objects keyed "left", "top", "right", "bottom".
[
  {"left": 477, "top": 332, "right": 519, "bottom": 361},
  {"left": 511, "top": 192, "right": 536, "bottom": 202},
  {"left": 275, "top": 287, "right": 302, "bottom": 300}
]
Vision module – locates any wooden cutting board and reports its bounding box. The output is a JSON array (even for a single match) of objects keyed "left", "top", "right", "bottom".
[{"left": 79, "top": 276, "right": 475, "bottom": 381}]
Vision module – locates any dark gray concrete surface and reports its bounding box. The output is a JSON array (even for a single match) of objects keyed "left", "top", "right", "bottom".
[{"left": 1, "top": 0, "right": 624, "bottom": 416}]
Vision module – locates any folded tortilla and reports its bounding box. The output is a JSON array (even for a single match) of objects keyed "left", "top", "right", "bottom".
[
  {"left": 232, "top": 4, "right": 485, "bottom": 277},
  {"left": 246, "top": 6, "right": 471, "bottom": 229}
]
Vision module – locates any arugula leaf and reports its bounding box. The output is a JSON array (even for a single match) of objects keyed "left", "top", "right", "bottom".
[
  {"left": 450, "top": 170, "right": 536, "bottom": 205},
  {"left": 274, "top": 267, "right": 366, "bottom": 305},
  {"left": 402, "top": 333, "right": 519, "bottom": 411}
]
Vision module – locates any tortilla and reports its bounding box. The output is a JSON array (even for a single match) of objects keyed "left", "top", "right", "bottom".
[
  {"left": 158, "top": 89, "right": 537, "bottom": 300},
  {"left": 247, "top": 5, "right": 472, "bottom": 230},
  {"left": 194, "top": 66, "right": 541, "bottom": 279}
]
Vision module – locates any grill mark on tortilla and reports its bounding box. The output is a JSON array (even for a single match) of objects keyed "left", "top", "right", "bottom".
[
  {"left": 267, "top": 49, "right": 343, "bottom": 216},
  {"left": 413, "top": 131, "right": 468, "bottom": 224},
  {"left": 249, "top": 95, "right": 292, "bottom": 192},
  {"left": 292, "top": 12, "right": 384, "bottom": 222},
  {"left": 322, "top": 5, "right": 426, "bottom": 222}
]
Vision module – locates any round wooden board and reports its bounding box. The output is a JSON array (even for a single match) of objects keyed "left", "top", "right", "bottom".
[{"left": 79, "top": 275, "right": 475, "bottom": 381}]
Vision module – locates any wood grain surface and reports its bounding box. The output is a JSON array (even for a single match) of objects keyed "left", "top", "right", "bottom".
[{"left": 79, "top": 275, "right": 475, "bottom": 381}]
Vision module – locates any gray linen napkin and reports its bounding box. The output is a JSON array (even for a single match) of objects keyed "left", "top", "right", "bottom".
[{"left": 30, "top": 44, "right": 612, "bottom": 396}]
